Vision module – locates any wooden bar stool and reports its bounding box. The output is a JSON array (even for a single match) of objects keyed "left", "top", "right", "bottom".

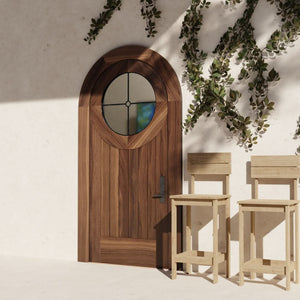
[
  {"left": 238, "top": 155, "right": 300, "bottom": 291},
  {"left": 171, "top": 153, "right": 231, "bottom": 283}
]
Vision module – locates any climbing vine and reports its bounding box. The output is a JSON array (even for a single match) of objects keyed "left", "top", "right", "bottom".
[
  {"left": 84, "top": 0, "right": 161, "bottom": 43},
  {"left": 140, "top": 0, "right": 161, "bottom": 37},
  {"left": 84, "top": 0, "right": 122, "bottom": 44},
  {"left": 181, "top": 0, "right": 299, "bottom": 149},
  {"left": 84, "top": 0, "right": 300, "bottom": 149},
  {"left": 296, "top": 117, "right": 300, "bottom": 154}
]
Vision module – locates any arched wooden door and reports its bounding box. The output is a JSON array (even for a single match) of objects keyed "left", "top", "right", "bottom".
[{"left": 78, "top": 46, "right": 182, "bottom": 268}]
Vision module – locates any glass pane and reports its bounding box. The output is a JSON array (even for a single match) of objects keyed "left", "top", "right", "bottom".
[
  {"left": 103, "top": 74, "right": 127, "bottom": 105},
  {"left": 103, "top": 105, "right": 128, "bottom": 135},
  {"left": 129, "top": 103, "right": 156, "bottom": 135},
  {"left": 102, "top": 73, "right": 156, "bottom": 136},
  {"left": 129, "top": 104, "right": 137, "bottom": 135},
  {"left": 129, "top": 73, "right": 155, "bottom": 103}
]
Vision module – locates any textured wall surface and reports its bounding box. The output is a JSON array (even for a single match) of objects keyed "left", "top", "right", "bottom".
[{"left": 0, "top": 0, "right": 299, "bottom": 275}]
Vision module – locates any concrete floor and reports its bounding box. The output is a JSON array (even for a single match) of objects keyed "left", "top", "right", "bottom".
[{"left": 1, "top": 256, "right": 300, "bottom": 300}]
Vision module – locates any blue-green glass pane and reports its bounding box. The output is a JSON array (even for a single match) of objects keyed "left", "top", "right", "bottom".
[{"left": 136, "top": 103, "right": 156, "bottom": 133}]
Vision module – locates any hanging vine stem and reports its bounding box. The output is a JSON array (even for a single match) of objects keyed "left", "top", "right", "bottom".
[
  {"left": 84, "top": 0, "right": 161, "bottom": 43},
  {"left": 265, "top": 0, "right": 300, "bottom": 54},
  {"left": 84, "top": 0, "right": 122, "bottom": 44},
  {"left": 181, "top": 0, "right": 298, "bottom": 149},
  {"left": 140, "top": 0, "right": 161, "bottom": 37},
  {"left": 213, "top": 0, "right": 279, "bottom": 146},
  {"left": 295, "top": 117, "right": 300, "bottom": 154}
]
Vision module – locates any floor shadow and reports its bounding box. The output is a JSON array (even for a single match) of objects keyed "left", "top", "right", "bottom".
[
  {"left": 157, "top": 268, "right": 172, "bottom": 280},
  {"left": 160, "top": 267, "right": 288, "bottom": 290},
  {"left": 158, "top": 268, "right": 215, "bottom": 283},
  {"left": 228, "top": 272, "right": 287, "bottom": 290},
  {"left": 243, "top": 275, "right": 287, "bottom": 291}
]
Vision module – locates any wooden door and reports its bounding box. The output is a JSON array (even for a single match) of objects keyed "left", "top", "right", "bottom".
[{"left": 78, "top": 46, "right": 182, "bottom": 268}]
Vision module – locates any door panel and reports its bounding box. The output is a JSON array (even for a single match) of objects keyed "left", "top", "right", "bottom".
[
  {"left": 118, "top": 149, "right": 129, "bottom": 238},
  {"left": 147, "top": 137, "right": 158, "bottom": 240},
  {"left": 100, "top": 142, "right": 110, "bottom": 238},
  {"left": 100, "top": 238, "right": 156, "bottom": 267},
  {"left": 128, "top": 148, "right": 141, "bottom": 239},
  {"left": 109, "top": 146, "right": 119, "bottom": 238},
  {"left": 89, "top": 126, "right": 102, "bottom": 261}
]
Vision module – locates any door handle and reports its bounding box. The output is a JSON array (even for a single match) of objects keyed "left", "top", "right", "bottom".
[{"left": 153, "top": 175, "right": 165, "bottom": 204}]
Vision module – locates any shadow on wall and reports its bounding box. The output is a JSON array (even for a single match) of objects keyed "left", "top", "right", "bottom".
[
  {"left": 1, "top": 0, "right": 299, "bottom": 104},
  {"left": 0, "top": 0, "right": 191, "bottom": 103}
]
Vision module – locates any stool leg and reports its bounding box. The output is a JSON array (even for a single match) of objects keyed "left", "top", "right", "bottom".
[
  {"left": 171, "top": 200, "right": 177, "bottom": 280},
  {"left": 286, "top": 206, "right": 291, "bottom": 291},
  {"left": 250, "top": 211, "right": 256, "bottom": 279},
  {"left": 213, "top": 200, "right": 218, "bottom": 284},
  {"left": 186, "top": 206, "right": 192, "bottom": 274},
  {"left": 290, "top": 211, "right": 294, "bottom": 282},
  {"left": 239, "top": 205, "right": 244, "bottom": 286},
  {"left": 296, "top": 204, "right": 299, "bottom": 284},
  {"left": 226, "top": 197, "right": 231, "bottom": 278}
]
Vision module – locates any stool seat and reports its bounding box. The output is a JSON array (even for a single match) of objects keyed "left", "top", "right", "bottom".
[
  {"left": 238, "top": 199, "right": 300, "bottom": 206},
  {"left": 171, "top": 194, "right": 231, "bottom": 200}
]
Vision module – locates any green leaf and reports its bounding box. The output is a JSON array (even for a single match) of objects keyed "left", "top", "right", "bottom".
[
  {"left": 229, "top": 89, "right": 236, "bottom": 100},
  {"left": 267, "top": 68, "right": 280, "bottom": 81}
]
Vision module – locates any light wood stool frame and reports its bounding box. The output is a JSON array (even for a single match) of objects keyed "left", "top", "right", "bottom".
[
  {"left": 238, "top": 155, "right": 300, "bottom": 291},
  {"left": 171, "top": 153, "right": 231, "bottom": 283}
]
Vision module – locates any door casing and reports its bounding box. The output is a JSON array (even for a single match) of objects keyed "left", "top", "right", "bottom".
[{"left": 78, "top": 45, "right": 182, "bottom": 267}]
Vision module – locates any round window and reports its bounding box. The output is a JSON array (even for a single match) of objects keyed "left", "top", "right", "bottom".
[{"left": 102, "top": 73, "right": 156, "bottom": 136}]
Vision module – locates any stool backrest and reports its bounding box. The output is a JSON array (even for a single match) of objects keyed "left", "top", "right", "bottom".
[
  {"left": 251, "top": 155, "right": 300, "bottom": 200},
  {"left": 187, "top": 153, "right": 231, "bottom": 194}
]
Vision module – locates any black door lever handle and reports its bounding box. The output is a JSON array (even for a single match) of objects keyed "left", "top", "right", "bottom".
[{"left": 152, "top": 175, "right": 165, "bottom": 203}]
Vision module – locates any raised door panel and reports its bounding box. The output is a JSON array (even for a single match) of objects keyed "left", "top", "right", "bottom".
[{"left": 118, "top": 149, "right": 130, "bottom": 238}]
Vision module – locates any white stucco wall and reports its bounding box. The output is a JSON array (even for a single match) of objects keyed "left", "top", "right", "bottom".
[{"left": 0, "top": 0, "right": 299, "bottom": 275}]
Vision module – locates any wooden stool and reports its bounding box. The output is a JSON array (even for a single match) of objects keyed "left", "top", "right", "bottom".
[
  {"left": 170, "top": 153, "right": 231, "bottom": 283},
  {"left": 238, "top": 155, "right": 300, "bottom": 291}
]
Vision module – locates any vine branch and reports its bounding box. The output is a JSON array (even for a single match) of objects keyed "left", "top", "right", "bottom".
[
  {"left": 140, "top": 0, "right": 161, "bottom": 37},
  {"left": 295, "top": 117, "right": 300, "bottom": 154},
  {"left": 84, "top": 0, "right": 161, "bottom": 43},
  {"left": 84, "top": 0, "right": 122, "bottom": 44}
]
